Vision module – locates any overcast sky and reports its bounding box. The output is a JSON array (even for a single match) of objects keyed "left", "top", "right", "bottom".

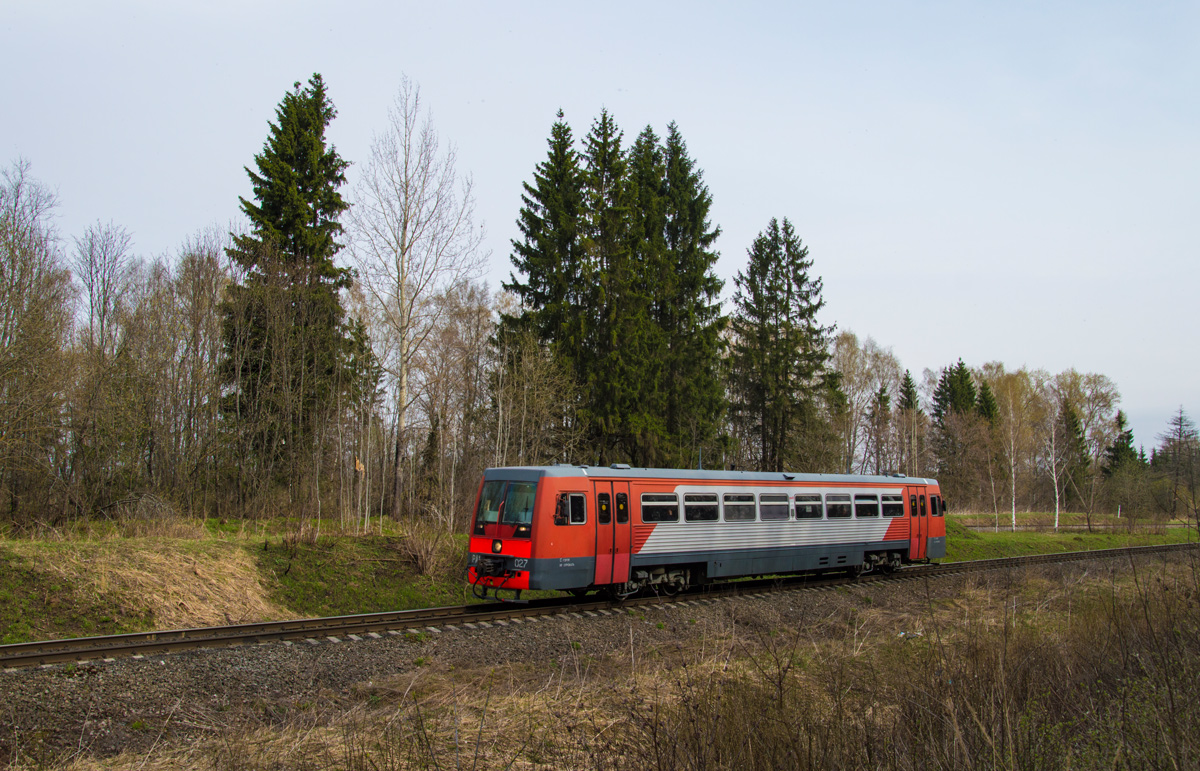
[{"left": 4, "top": 1, "right": 1196, "bottom": 448}]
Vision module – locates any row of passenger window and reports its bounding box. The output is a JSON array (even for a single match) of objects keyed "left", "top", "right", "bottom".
[{"left": 641, "top": 492, "right": 905, "bottom": 523}]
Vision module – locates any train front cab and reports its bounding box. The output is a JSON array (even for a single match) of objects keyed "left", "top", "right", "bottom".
[
  {"left": 467, "top": 469, "right": 635, "bottom": 599},
  {"left": 466, "top": 470, "right": 540, "bottom": 599},
  {"left": 907, "top": 482, "right": 947, "bottom": 561}
]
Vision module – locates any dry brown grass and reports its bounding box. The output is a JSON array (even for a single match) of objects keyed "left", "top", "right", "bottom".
[{"left": 5, "top": 540, "right": 293, "bottom": 629}]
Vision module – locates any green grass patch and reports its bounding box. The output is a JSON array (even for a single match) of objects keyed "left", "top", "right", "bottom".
[
  {"left": 943, "top": 517, "right": 1198, "bottom": 562},
  {"left": 254, "top": 534, "right": 475, "bottom": 617}
]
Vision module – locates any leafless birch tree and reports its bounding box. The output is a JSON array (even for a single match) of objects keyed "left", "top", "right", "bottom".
[{"left": 348, "top": 76, "right": 486, "bottom": 519}]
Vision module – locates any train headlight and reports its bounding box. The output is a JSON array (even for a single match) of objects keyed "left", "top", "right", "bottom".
[{"left": 492, "top": 539, "right": 503, "bottom": 554}]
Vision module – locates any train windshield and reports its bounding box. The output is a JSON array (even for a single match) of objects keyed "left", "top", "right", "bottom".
[{"left": 473, "top": 480, "right": 538, "bottom": 537}]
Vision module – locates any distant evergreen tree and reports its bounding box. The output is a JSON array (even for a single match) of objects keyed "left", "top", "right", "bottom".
[
  {"left": 866, "top": 384, "right": 892, "bottom": 474},
  {"left": 1103, "top": 410, "right": 1141, "bottom": 475},
  {"left": 729, "top": 218, "right": 832, "bottom": 472},
  {"left": 899, "top": 370, "right": 920, "bottom": 412},
  {"left": 1060, "top": 400, "right": 1090, "bottom": 509},
  {"left": 931, "top": 360, "right": 983, "bottom": 504},
  {"left": 976, "top": 380, "right": 999, "bottom": 426},
  {"left": 220, "top": 74, "right": 353, "bottom": 487},
  {"left": 897, "top": 369, "right": 926, "bottom": 476},
  {"left": 932, "top": 360, "right": 978, "bottom": 427}
]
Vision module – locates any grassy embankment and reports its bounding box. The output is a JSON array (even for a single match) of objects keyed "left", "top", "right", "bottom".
[
  {"left": 0, "top": 514, "right": 1194, "bottom": 645},
  {"left": 0, "top": 519, "right": 473, "bottom": 645}
]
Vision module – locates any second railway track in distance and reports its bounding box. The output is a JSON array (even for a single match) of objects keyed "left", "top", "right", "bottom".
[{"left": 3, "top": 542, "right": 1195, "bottom": 671}]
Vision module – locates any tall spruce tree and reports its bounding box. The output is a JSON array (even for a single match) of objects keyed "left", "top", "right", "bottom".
[
  {"left": 621, "top": 126, "right": 669, "bottom": 463},
  {"left": 658, "top": 123, "right": 726, "bottom": 466},
  {"left": 579, "top": 110, "right": 645, "bottom": 463},
  {"left": 221, "top": 74, "right": 353, "bottom": 489},
  {"left": 506, "top": 112, "right": 727, "bottom": 467},
  {"left": 503, "top": 110, "right": 584, "bottom": 364},
  {"left": 729, "top": 218, "right": 832, "bottom": 472}
]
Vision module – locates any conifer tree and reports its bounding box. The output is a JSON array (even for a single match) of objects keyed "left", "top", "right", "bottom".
[
  {"left": 504, "top": 110, "right": 584, "bottom": 361},
  {"left": 658, "top": 123, "right": 725, "bottom": 466},
  {"left": 931, "top": 360, "right": 983, "bottom": 504},
  {"left": 866, "top": 385, "right": 892, "bottom": 473},
  {"left": 899, "top": 370, "right": 920, "bottom": 413},
  {"left": 729, "top": 218, "right": 832, "bottom": 472},
  {"left": 1060, "top": 400, "right": 1090, "bottom": 509},
  {"left": 976, "top": 381, "right": 999, "bottom": 426},
  {"left": 621, "top": 126, "right": 669, "bottom": 462},
  {"left": 221, "top": 74, "right": 353, "bottom": 490},
  {"left": 897, "top": 369, "right": 926, "bottom": 476},
  {"left": 1103, "top": 410, "right": 1141, "bottom": 474},
  {"left": 506, "top": 113, "right": 726, "bottom": 467},
  {"left": 932, "top": 360, "right": 978, "bottom": 426},
  {"left": 579, "top": 110, "right": 642, "bottom": 463}
]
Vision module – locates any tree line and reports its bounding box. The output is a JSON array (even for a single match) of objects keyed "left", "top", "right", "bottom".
[{"left": 1, "top": 74, "right": 1195, "bottom": 533}]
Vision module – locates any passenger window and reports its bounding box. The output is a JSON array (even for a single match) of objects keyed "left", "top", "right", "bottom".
[
  {"left": 616, "top": 492, "right": 629, "bottom": 523},
  {"left": 910, "top": 495, "right": 918, "bottom": 517},
  {"left": 570, "top": 493, "right": 586, "bottom": 524},
  {"left": 854, "top": 494, "right": 879, "bottom": 517},
  {"left": 919, "top": 495, "right": 927, "bottom": 517},
  {"left": 931, "top": 495, "right": 943, "bottom": 517},
  {"left": 826, "top": 494, "right": 851, "bottom": 518},
  {"left": 598, "top": 493, "right": 612, "bottom": 524},
  {"left": 881, "top": 494, "right": 904, "bottom": 517},
  {"left": 794, "top": 494, "right": 823, "bottom": 519},
  {"left": 723, "top": 493, "right": 756, "bottom": 522},
  {"left": 684, "top": 493, "right": 719, "bottom": 522},
  {"left": 641, "top": 493, "right": 679, "bottom": 523},
  {"left": 760, "top": 493, "right": 789, "bottom": 521}
]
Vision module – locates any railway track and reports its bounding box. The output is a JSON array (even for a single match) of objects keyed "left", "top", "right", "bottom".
[{"left": 3, "top": 542, "right": 1195, "bottom": 670}]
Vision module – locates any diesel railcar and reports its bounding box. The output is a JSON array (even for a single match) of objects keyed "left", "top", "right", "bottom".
[{"left": 466, "top": 465, "right": 947, "bottom": 599}]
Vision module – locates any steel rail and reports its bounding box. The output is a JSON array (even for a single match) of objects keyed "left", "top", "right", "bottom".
[{"left": 2, "top": 541, "right": 1195, "bottom": 670}]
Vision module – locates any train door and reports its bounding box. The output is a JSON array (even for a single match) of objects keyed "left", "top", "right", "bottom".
[
  {"left": 592, "top": 480, "right": 632, "bottom": 586},
  {"left": 909, "top": 485, "right": 928, "bottom": 560}
]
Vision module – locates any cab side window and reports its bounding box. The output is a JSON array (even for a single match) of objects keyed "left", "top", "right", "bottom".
[{"left": 555, "top": 493, "right": 587, "bottom": 525}]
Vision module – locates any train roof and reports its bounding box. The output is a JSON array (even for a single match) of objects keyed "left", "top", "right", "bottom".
[{"left": 481, "top": 464, "right": 938, "bottom": 486}]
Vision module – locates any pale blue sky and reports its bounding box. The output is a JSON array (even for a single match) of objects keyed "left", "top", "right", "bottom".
[{"left": 4, "top": 1, "right": 1196, "bottom": 447}]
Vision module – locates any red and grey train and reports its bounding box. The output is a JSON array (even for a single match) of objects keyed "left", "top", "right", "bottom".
[{"left": 467, "top": 465, "right": 947, "bottom": 599}]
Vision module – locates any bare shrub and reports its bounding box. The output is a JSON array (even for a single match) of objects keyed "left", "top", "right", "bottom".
[
  {"left": 392, "top": 523, "right": 460, "bottom": 577},
  {"left": 108, "top": 493, "right": 206, "bottom": 539}
]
